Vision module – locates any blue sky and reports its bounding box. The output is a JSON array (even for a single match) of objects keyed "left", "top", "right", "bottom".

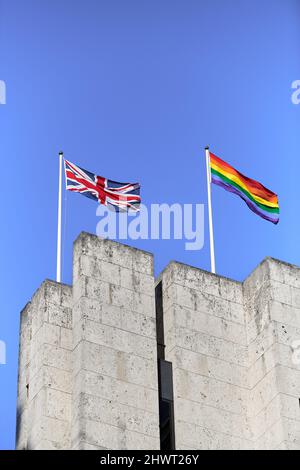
[{"left": 0, "top": 0, "right": 299, "bottom": 449}]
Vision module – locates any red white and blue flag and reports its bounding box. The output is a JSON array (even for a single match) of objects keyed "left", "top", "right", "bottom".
[{"left": 64, "top": 159, "right": 141, "bottom": 212}]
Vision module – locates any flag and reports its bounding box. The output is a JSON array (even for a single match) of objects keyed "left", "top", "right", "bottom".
[
  {"left": 64, "top": 159, "right": 141, "bottom": 212},
  {"left": 209, "top": 152, "right": 279, "bottom": 224}
]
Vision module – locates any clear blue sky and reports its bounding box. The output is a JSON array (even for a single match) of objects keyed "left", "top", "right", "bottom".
[{"left": 0, "top": 0, "right": 299, "bottom": 450}]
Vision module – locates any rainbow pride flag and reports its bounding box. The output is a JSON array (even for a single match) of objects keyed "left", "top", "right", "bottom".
[{"left": 209, "top": 152, "right": 279, "bottom": 224}]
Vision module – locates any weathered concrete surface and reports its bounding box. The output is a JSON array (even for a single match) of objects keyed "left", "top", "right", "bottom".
[
  {"left": 16, "top": 233, "right": 160, "bottom": 450},
  {"left": 244, "top": 258, "right": 300, "bottom": 450},
  {"left": 16, "top": 233, "right": 300, "bottom": 450},
  {"left": 160, "top": 258, "right": 300, "bottom": 450},
  {"left": 71, "top": 233, "right": 159, "bottom": 450},
  {"left": 16, "top": 280, "right": 72, "bottom": 450}
]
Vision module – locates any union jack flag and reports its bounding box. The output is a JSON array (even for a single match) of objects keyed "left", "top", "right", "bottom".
[{"left": 64, "top": 159, "right": 141, "bottom": 212}]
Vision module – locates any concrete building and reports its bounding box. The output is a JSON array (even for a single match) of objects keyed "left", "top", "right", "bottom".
[{"left": 16, "top": 232, "right": 300, "bottom": 450}]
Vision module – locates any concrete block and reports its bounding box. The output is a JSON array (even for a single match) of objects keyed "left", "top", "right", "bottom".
[
  {"left": 46, "top": 388, "right": 72, "bottom": 422},
  {"left": 32, "top": 323, "right": 61, "bottom": 351},
  {"left": 280, "top": 393, "right": 300, "bottom": 421},
  {"left": 74, "top": 233, "right": 154, "bottom": 275},
  {"left": 175, "top": 420, "right": 252, "bottom": 450},
  {"left": 42, "top": 344, "right": 72, "bottom": 371},
  {"left": 60, "top": 327, "right": 73, "bottom": 350},
  {"left": 73, "top": 370, "right": 159, "bottom": 414},
  {"left": 17, "top": 234, "right": 300, "bottom": 451},
  {"left": 291, "top": 287, "right": 300, "bottom": 309},
  {"left": 120, "top": 269, "right": 154, "bottom": 296},
  {"left": 270, "top": 281, "right": 292, "bottom": 306},
  {"left": 270, "top": 301, "right": 300, "bottom": 329},
  {"left": 76, "top": 418, "right": 158, "bottom": 450},
  {"left": 73, "top": 319, "right": 157, "bottom": 361},
  {"left": 72, "top": 297, "right": 102, "bottom": 325},
  {"left": 249, "top": 394, "right": 282, "bottom": 441},
  {"left": 268, "top": 258, "right": 300, "bottom": 290},
  {"left": 174, "top": 368, "right": 245, "bottom": 415},
  {"left": 277, "top": 366, "right": 300, "bottom": 397},
  {"left": 74, "top": 393, "right": 159, "bottom": 438},
  {"left": 73, "top": 341, "right": 157, "bottom": 389},
  {"left": 48, "top": 303, "right": 72, "bottom": 329},
  {"left": 172, "top": 325, "right": 247, "bottom": 367},
  {"left": 36, "top": 416, "right": 71, "bottom": 448},
  {"left": 254, "top": 418, "right": 284, "bottom": 450},
  {"left": 101, "top": 305, "right": 157, "bottom": 339},
  {"left": 85, "top": 277, "right": 111, "bottom": 304},
  {"left": 176, "top": 397, "right": 252, "bottom": 440}
]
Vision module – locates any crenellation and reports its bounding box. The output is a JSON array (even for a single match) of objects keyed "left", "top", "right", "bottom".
[{"left": 16, "top": 233, "right": 300, "bottom": 450}]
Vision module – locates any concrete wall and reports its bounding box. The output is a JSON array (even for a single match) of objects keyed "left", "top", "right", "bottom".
[
  {"left": 16, "top": 280, "right": 73, "bottom": 450},
  {"left": 71, "top": 233, "right": 160, "bottom": 450},
  {"left": 16, "top": 233, "right": 300, "bottom": 450},
  {"left": 159, "top": 258, "right": 300, "bottom": 450},
  {"left": 159, "top": 262, "right": 251, "bottom": 450},
  {"left": 16, "top": 232, "right": 160, "bottom": 450},
  {"left": 244, "top": 258, "right": 300, "bottom": 450}
]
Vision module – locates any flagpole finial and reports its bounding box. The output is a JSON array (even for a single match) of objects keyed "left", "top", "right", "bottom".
[
  {"left": 205, "top": 146, "right": 209, "bottom": 150},
  {"left": 59, "top": 151, "right": 64, "bottom": 156}
]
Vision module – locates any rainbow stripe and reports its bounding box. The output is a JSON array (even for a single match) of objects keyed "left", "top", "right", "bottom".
[{"left": 209, "top": 152, "right": 279, "bottom": 224}]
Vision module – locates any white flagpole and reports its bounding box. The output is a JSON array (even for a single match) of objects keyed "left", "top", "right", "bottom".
[
  {"left": 205, "top": 146, "right": 216, "bottom": 274},
  {"left": 56, "top": 151, "right": 63, "bottom": 283}
]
